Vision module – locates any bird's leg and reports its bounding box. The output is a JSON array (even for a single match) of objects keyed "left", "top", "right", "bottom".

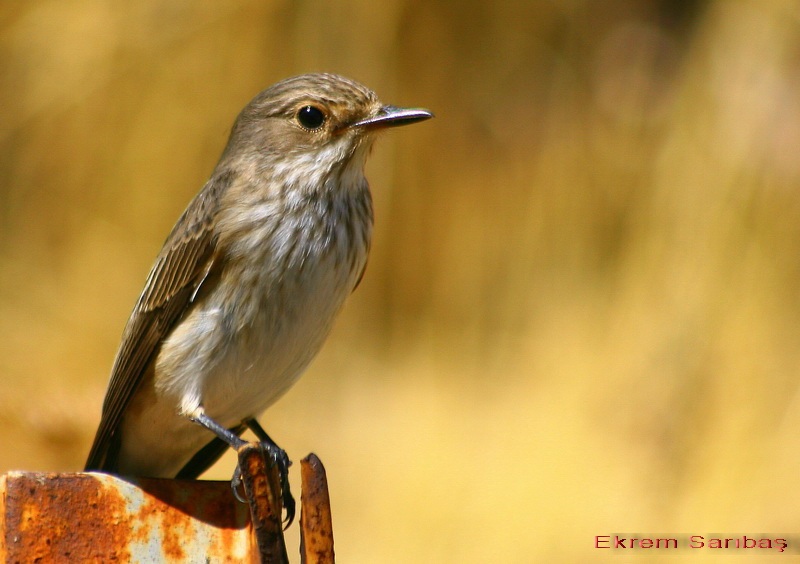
[
  {"left": 190, "top": 410, "right": 248, "bottom": 449},
  {"left": 187, "top": 410, "right": 250, "bottom": 502},
  {"left": 189, "top": 409, "right": 295, "bottom": 525},
  {"left": 244, "top": 417, "right": 295, "bottom": 525},
  {"left": 189, "top": 410, "right": 294, "bottom": 520}
]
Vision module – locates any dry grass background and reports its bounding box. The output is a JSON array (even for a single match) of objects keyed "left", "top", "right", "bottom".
[{"left": 2, "top": 1, "right": 800, "bottom": 561}]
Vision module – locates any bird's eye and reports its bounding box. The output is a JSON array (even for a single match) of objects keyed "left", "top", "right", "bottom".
[{"left": 297, "top": 105, "right": 326, "bottom": 130}]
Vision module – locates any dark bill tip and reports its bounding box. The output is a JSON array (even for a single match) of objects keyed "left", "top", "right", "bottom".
[{"left": 352, "top": 105, "right": 434, "bottom": 129}]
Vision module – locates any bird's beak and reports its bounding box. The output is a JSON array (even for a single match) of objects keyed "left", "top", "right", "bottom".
[{"left": 351, "top": 105, "right": 434, "bottom": 130}]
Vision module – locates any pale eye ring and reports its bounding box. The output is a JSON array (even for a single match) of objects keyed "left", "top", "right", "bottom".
[{"left": 297, "top": 105, "right": 326, "bottom": 130}]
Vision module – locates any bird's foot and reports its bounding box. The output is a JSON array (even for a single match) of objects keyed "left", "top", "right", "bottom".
[
  {"left": 243, "top": 418, "right": 295, "bottom": 526},
  {"left": 232, "top": 439, "right": 295, "bottom": 527},
  {"left": 190, "top": 410, "right": 295, "bottom": 526}
]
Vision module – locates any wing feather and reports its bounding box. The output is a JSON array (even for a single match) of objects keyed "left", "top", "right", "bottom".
[{"left": 85, "top": 171, "right": 233, "bottom": 471}]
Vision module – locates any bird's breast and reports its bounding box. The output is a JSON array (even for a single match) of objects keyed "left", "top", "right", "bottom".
[{"left": 155, "top": 183, "right": 373, "bottom": 424}]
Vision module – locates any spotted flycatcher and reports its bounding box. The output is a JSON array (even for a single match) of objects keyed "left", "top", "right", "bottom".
[{"left": 85, "top": 73, "right": 432, "bottom": 520}]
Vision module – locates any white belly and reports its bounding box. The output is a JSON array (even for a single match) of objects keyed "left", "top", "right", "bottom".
[{"left": 164, "top": 250, "right": 358, "bottom": 422}]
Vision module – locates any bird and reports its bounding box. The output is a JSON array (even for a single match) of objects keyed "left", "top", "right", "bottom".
[{"left": 84, "top": 73, "right": 432, "bottom": 523}]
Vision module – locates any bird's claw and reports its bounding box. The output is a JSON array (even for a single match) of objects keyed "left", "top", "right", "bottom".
[
  {"left": 264, "top": 441, "right": 295, "bottom": 527},
  {"left": 230, "top": 440, "right": 295, "bottom": 528},
  {"left": 271, "top": 445, "right": 295, "bottom": 527},
  {"left": 230, "top": 465, "right": 247, "bottom": 503}
]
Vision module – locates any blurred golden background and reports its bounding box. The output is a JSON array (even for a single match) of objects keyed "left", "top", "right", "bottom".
[{"left": 3, "top": 0, "right": 800, "bottom": 561}]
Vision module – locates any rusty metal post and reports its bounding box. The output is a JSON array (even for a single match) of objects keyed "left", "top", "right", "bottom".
[
  {"left": 0, "top": 452, "right": 335, "bottom": 563},
  {"left": 0, "top": 471, "right": 251, "bottom": 562},
  {"left": 299, "top": 454, "right": 335, "bottom": 564},
  {"left": 236, "top": 443, "right": 289, "bottom": 564}
]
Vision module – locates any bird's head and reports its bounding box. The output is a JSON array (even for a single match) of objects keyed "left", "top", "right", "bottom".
[{"left": 221, "top": 73, "right": 432, "bottom": 188}]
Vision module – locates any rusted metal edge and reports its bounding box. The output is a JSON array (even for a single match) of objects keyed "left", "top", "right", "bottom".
[
  {"left": 0, "top": 471, "right": 250, "bottom": 562},
  {"left": 299, "top": 453, "right": 335, "bottom": 564},
  {"left": 237, "top": 443, "right": 289, "bottom": 564},
  {"left": 0, "top": 452, "right": 334, "bottom": 563}
]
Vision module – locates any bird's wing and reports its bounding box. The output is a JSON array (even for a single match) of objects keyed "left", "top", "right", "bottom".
[{"left": 85, "top": 171, "right": 233, "bottom": 471}]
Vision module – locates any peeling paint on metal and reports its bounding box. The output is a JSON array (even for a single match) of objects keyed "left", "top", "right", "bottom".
[{"left": 1, "top": 472, "right": 252, "bottom": 563}]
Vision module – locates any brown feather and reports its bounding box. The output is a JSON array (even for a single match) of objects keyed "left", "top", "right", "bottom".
[{"left": 85, "top": 170, "right": 233, "bottom": 470}]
